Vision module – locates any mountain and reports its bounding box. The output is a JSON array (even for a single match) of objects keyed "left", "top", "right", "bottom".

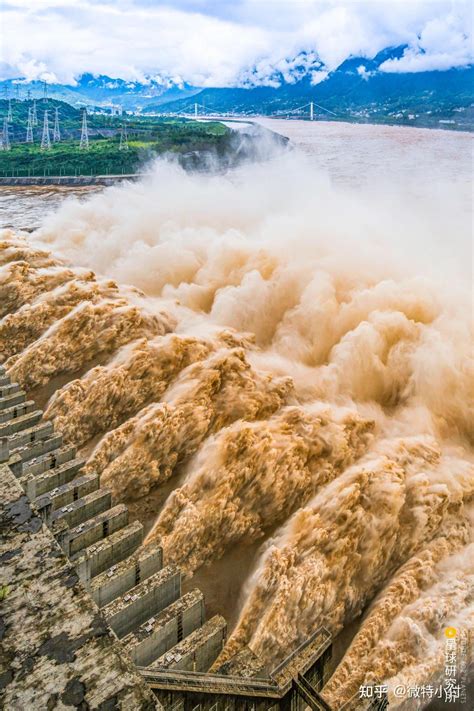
[
  {"left": 154, "top": 47, "right": 474, "bottom": 130},
  {"left": 0, "top": 75, "right": 200, "bottom": 111},
  {"left": 1, "top": 47, "right": 473, "bottom": 129}
]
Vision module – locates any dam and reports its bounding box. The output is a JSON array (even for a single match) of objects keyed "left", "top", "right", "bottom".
[
  {"left": 1, "top": 121, "right": 471, "bottom": 709},
  {"left": 0, "top": 362, "right": 365, "bottom": 711}
]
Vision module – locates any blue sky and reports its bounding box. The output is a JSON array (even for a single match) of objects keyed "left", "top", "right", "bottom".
[{"left": 0, "top": 1, "right": 472, "bottom": 86}]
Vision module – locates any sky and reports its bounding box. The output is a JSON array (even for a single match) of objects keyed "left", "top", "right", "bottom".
[{"left": 0, "top": 0, "right": 472, "bottom": 87}]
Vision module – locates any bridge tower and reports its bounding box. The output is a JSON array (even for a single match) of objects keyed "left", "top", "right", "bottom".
[
  {"left": 310, "top": 101, "right": 314, "bottom": 121},
  {"left": 1, "top": 117, "right": 10, "bottom": 150},
  {"left": 41, "top": 110, "right": 51, "bottom": 150},
  {"left": 26, "top": 107, "right": 34, "bottom": 143},
  {"left": 80, "top": 108, "right": 89, "bottom": 150},
  {"left": 31, "top": 99, "right": 38, "bottom": 126},
  {"left": 53, "top": 107, "right": 61, "bottom": 142},
  {"left": 119, "top": 122, "right": 128, "bottom": 150}
]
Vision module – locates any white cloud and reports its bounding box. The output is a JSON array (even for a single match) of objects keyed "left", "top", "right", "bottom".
[
  {"left": 0, "top": 1, "right": 472, "bottom": 86},
  {"left": 379, "top": 11, "right": 473, "bottom": 72},
  {"left": 238, "top": 50, "right": 323, "bottom": 87},
  {"left": 357, "top": 64, "right": 374, "bottom": 80}
]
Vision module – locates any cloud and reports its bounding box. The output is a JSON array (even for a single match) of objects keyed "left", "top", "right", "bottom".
[
  {"left": 357, "top": 64, "right": 374, "bottom": 80},
  {"left": 0, "top": 1, "right": 472, "bottom": 87},
  {"left": 237, "top": 50, "right": 323, "bottom": 88},
  {"left": 379, "top": 11, "right": 473, "bottom": 73}
]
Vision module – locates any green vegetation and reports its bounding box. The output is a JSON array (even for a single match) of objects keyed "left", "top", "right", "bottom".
[{"left": 0, "top": 99, "right": 230, "bottom": 176}]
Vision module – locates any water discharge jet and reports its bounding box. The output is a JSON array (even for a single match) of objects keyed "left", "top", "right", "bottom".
[{"left": 1, "top": 139, "right": 472, "bottom": 699}]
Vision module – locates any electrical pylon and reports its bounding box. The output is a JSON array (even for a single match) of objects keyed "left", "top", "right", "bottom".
[
  {"left": 32, "top": 100, "right": 38, "bottom": 126},
  {"left": 119, "top": 122, "right": 128, "bottom": 150},
  {"left": 7, "top": 99, "right": 12, "bottom": 122},
  {"left": 1, "top": 117, "right": 10, "bottom": 150},
  {"left": 26, "top": 107, "right": 34, "bottom": 143},
  {"left": 53, "top": 107, "right": 61, "bottom": 142},
  {"left": 80, "top": 109, "right": 89, "bottom": 149},
  {"left": 41, "top": 110, "right": 51, "bottom": 150}
]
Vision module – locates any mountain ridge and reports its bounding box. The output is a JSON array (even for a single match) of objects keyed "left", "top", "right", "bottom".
[
  {"left": 1, "top": 46, "right": 473, "bottom": 130},
  {"left": 152, "top": 46, "right": 473, "bottom": 130}
]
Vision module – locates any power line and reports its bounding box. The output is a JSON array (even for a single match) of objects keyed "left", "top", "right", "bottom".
[
  {"left": 80, "top": 108, "right": 89, "bottom": 149},
  {"left": 53, "top": 107, "right": 61, "bottom": 142},
  {"left": 119, "top": 121, "right": 128, "bottom": 150},
  {"left": 31, "top": 100, "right": 38, "bottom": 126},
  {"left": 1, "top": 117, "right": 11, "bottom": 150},
  {"left": 26, "top": 107, "right": 34, "bottom": 143},
  {"left": 41, "top": 110, "right": 51, "bottom": 150}
]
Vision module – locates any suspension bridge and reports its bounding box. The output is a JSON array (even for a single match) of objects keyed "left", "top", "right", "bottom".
[{"left": 158, "top": 100, "right": 339, "bottom": 121}]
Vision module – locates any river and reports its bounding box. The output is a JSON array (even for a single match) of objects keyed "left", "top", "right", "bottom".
[{"left": 1, "top": 120, "right": 472, "bottom": 242}]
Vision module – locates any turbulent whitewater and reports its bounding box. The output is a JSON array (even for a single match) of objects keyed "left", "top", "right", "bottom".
[{"left": 1, "top": 146, "right": 472, "bottom": 709}]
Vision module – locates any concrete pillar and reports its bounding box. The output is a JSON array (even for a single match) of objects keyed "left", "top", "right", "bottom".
[
  {"left": 91, "top": 543, "right": 163, "bottom": 608},
  {"left": 103, "top": 565, "right": 181, "bottom": 639},
  {"left": 74, "top": 520, "right": 144, "bottom": 584},
  {"left": 0, "top": 401, "right": 35, "bottom": 424},
  {"left": 151, "top": 616, "right": 227, "bottom": 673},
  {"left": 34, "top": 473, "right": 99, "bottom": 516},
  {"left": 14, "top": 434, "right": 62, "bottom": 466},
  {"left": 0, "top": 391, "right": 26, "bottom": 411},
  {"left": 0, "top": 410, "right": 42, "bottom": 438},
  {"left": 63, "top": 504, "right": 129, "bottom": 557},
  {"left": 0, "top": 437, "right": 9, "bottom": 463},
  {"left": 51, "top": 488, "right": 112, "bottom": 528},
  {"left": 0, "top": 382, "right": 20, "bottom": 398},
  {"left": 21, "top": 445, "right": 77, "bottom": 477},
  {"left": 122, "top": 588, "right": 205, "bottom": 667},
  {"left": 9, "top": 421, "right": 53, "bottom": 451},
  {"left": 21, "top": 458, "right": 87, "bottom": 500}
]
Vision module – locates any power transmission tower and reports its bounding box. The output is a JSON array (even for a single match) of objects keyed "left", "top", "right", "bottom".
[
  {"left": 80, "top": 109, "right": 89, "bottom": 149},
  {"left": 53, "top": 107, "right": 61, "bottom": 142},
  {"left": 7, "top": 99, "right": 12, "bottom": 122},
  {"left": 194, "top": 102, "right": 198, "bottom": 118},
  {"left": 119, "top": 121, "right": 128, "bottom": 150},
  {"left": 26, "top": 107, "right": 34, "bottom": 143},
  {"left": 43, "top": 81, "right": 48, "bottom": 102},
  {"left": 32, "top": 100, "right": 38, "bottom": 126},
  {"left": 27, "top": 89, "right": 31, "bottom": 101},
  {"left": 41, "top": 110, "right": 51, "bottom": 150},
  {"left": 1, "top": 117, "right": 10, "bottom": 150}
]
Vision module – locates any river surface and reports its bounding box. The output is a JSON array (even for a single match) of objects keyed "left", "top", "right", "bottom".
[{"left": 1, "top": 120, "right": 472, "bottom": 237}]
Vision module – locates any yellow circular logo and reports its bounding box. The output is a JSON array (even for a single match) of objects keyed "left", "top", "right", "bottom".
[{"left": 445, "top": 627, "right": 457, "bottom": 638}]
